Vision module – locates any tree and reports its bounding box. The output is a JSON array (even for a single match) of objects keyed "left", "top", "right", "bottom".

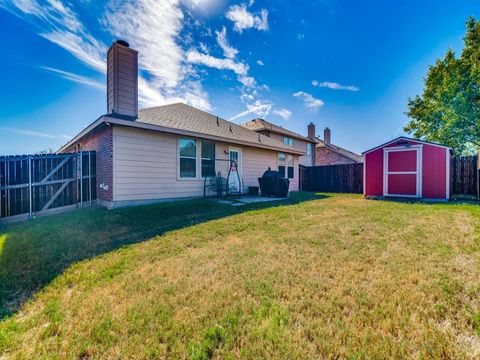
[{"left": 404, "top": 17, "right": 480, "bottom": 154}]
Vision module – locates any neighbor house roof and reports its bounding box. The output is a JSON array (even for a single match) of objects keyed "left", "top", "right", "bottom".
[
  {"left": 59, "top": 103, "right": 305, "bottom": 155},
  {"left": 316, "top": 138, "right": 363, "bottom": 163},
  {"left": 242, "top": 118, "right": 315, "bottom": 143}
]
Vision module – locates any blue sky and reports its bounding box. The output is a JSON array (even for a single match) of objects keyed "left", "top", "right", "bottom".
[{"left": 0, "top": 0, "right": 478, "bottom": 155}]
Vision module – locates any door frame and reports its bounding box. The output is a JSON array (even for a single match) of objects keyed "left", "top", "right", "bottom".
[
  {"left": 383, "top": 145, "right": 423, "bottom": 198},
  {"left": 228, "top": 147, "right": 243, "bottom": 192}
]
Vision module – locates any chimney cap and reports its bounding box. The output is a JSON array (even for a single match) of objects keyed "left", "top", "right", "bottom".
[{"left": 115, "top": 39, "right": 130, "bottom": 48}]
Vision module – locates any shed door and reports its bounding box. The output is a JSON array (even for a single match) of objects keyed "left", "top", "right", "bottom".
[{"left": 384, "top": 147, "right": 422, "bottom": 198}]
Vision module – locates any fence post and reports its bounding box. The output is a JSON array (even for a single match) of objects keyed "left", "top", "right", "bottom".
[
  {"left": 28, "top": 155, "right": 32, "bottom": 220},
  {"left": 79, "top": 150, "right": 83, "bottom": 208},
  {"left": 88, "top": 151, "right": 92, "bottom": 207}
]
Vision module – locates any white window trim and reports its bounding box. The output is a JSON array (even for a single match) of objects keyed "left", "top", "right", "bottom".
[
  {"left": 383, "top": 145, "right": 423, "bottom": 198},
  {"left": 177, "top": 137, "right": 198, "bottom": 180}
]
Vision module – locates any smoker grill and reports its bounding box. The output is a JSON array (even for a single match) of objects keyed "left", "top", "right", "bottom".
[{"left": 258, "top": 168, "right": 290, "bottom": 197}]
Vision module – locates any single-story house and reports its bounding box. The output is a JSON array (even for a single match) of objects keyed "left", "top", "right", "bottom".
[
  {"left": 363, "top": 136, "right": 452, "bottom": 200},
  {"left": 59, "top": 41, "right": 304, "bottom": 208},
  {"left": 315, "top": 127, "right": 363, "bottom": 166}
]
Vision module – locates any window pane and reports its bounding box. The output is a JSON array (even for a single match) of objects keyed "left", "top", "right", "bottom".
[
  {"left": 201, "top": 141, "right": 215, "bottom": 159},
  {"left": 278, "top": 166, "right": 286, "bottom": 177},
  {"left": 287, "top": 166, "right": 294, "bottom": 179},
  {"left": 287, "top": 155, "right": 294, "bottom": 166},
  {"left": 307, "top": 143, "right": 311, "bottom": 156},
  {"left": 202, "top": 159, "right": 215, "bottom": 177},
  {"left": 180, "top": 158, "right": 196, "bottom": 177},
  {"left": 179, "top": 138, "right": 196, "bottom": 157},
  {"left": 278, "top": 153, "right": 286, "bottom": 162}
]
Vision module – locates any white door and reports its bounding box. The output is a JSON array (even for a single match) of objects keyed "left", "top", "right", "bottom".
[{"left": 228, "top": 148, "right": 242, "bottom": 193}]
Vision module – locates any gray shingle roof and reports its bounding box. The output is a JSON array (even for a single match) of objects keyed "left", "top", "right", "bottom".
[
  {"left": 316, "top": 138, "right": 363, "bottom": 163},
  {"left": 136, "top": 103, "right": 302, "bottom": 153},
  {"left": 242, "top": 118, "right": 314, "bottom": 142}
]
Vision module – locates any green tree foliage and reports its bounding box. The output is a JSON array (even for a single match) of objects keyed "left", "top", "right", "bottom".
[{"left": 405, "top": 17, "right": 480, "bottom": 154}]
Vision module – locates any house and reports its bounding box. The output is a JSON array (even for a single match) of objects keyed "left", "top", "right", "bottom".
[
  {"left": 241, "top": 119, "right": 317, "bottom": 167},
  {"left": 59, "top": 41, "right": 305, "bottom": 208},
  {"left": 363, "top": 136, "right": 452, "bottom": 200},
  {"left": 315, "top": 127, "right": 363, "bottom": 166}
]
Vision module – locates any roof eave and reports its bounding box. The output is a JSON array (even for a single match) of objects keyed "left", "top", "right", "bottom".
[{"left": 60, "top": 116, "right": 305, "bottom": 156}]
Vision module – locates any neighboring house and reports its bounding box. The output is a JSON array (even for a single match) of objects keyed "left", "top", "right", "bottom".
[
  {"left": 315, "top": 127, "right": 363, "bottom": 166},
  {"left": 242, "top": 119, "right": 317, "bottom": 168},
  {"left": 59, "top": 41, "right": 304, "bottom": 208}
]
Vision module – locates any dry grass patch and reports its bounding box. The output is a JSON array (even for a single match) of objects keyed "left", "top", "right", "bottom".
[{"left": 1, "top": 193, "right": 480, "bottom": 359}]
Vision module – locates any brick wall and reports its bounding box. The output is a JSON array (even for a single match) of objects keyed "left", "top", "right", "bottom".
[
  {"left": 65, "top": 124, "right": 113, "bottom": 202},
  {"left": 316, "top": 146, "right": 358, "bottom": 166}
]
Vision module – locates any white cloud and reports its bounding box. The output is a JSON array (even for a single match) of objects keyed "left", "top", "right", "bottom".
[
  {"left": 39, "top": 66, "right": 104, "bottom": 90},
  {"left": 225, "top": 4, "right": 268, "bottom": 33},
  {"left": 186, "top": 50, "right": 248, "bottom": 75},
  {"left": 272, "top": 107, "right": 292, "bottom": 120},
  {"left": 312, "top": 80, "right": 359, "bottom": 92},
  {"left": 1, "top": 127, "right": 71, "bottom": 140},
  {"left": 229, "top": 100, "right": 272, "bottom": 121},
  {"left": 256, "top": 59, "right": 264, "bottom": 66},
  {"left": 2, "top": 0, "right": 212, "bottom": 110},
  {"left": 215, "top": 26, "right": 238, "bottom": 59},
  {"left": 293, "top": 91, "right": 324, "bottom": 111}
]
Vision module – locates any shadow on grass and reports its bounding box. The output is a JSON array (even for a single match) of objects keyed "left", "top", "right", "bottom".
[{"left": 0, "top": 191, "right": 327, "bottom": 319}]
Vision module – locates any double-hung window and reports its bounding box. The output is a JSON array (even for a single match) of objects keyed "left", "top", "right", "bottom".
[
  {"left": 278, "top": 153, "right": 286, "bottom": 177},
  {"left": 306, "top": 143, "right": 312, "bottom": 156},
  {"left": 201, "top": 141, "right": 216, "bottom": 178},
  {"left": 283, "top": 137, "right": 294, "bottom": 146},
  {"left": 287, "top": 155, "right": 294, "bottom": 179},
  {"left": 179, "top": 138, "right": 197, "bottom": 178}
]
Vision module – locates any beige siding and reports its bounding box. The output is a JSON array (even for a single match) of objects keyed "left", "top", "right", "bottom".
[
  {"left": 267, "top": 133, "right": 312, "bottom": 166},
  {"left": 113, "top": 127, "right": 299, "bottom": 202}
]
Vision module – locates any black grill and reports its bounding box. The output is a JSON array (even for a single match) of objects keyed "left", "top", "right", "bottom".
[{"left": 258, "top": 168, "right": 290, "bottom": 197}]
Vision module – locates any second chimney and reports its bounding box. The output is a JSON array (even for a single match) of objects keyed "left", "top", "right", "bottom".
[
  {"left": 107, "top": 40, "right": 138, "bottom": 118},
  {"left": 324, "top": 127, "right": 331, "bottom": 145},
  {"left": 307, "top": 122, "right": 315, "bottom": 141}
]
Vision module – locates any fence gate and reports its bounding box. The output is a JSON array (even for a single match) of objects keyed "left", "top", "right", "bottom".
[{"left": 0, "top": 152, "right": 96, "bottom": 220}]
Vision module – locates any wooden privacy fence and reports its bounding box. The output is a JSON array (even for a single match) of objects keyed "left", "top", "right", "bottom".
[
  {"left": 0, "top": 152, "right": 96, "bottom": 220},
  {"left": 300, "top": 163, "right": 364, "bottom": 193},
  {"left": 451, "top": 155, "right": 478, "bottom": 197}
]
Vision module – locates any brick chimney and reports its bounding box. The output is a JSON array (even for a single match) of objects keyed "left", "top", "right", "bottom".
[
  {"left": 107, "top": 40, "right": 138, "bottom": 118},
  {"left": 307, "top": 122, "right": 315, "bottom": 141},
  {"left": 324, "top": 127, "right": 331, "bottom": 145}
]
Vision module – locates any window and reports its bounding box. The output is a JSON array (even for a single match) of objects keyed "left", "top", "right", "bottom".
[
  {"left": 283, "top": 137, "right": 294, "bottom": 146},
  {"left": 306, "top": 143, "right": 312, "bottom": 156},
  {"left": 201, "top": 141, "right": 215, "bottom": 178},
  {"left": 287, "top": 155, "right": 294, "bottom": 179},
  {"left": 179, "top": 138, "right": 196, "bottom": 178},
  {"left": 278, "top": 153, "right": 286, "bottom": 177}
]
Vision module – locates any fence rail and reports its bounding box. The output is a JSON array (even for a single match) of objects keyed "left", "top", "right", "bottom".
[{"left": 1, "top": 152, "right": 96, "bottom": 219}]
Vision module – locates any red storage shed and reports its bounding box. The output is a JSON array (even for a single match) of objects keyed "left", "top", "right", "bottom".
[{"left": 362, "top": 137, "right": 452, "bottom": 200}]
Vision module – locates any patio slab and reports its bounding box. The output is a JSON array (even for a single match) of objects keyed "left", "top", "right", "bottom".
[{"left": 236, "top": 196, "right": 288, "bottom": 204}]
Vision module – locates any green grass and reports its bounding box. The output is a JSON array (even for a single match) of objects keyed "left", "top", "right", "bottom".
[{"left": 1, "top": 193, "right": 480, "bottom": 359}]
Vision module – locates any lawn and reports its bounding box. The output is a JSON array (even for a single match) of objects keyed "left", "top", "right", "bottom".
[{"left": 1, "top": 193, "right": 480, "bottom": 359}]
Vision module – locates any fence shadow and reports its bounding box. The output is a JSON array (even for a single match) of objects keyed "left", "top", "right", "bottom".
[{"left": 0, "top": 191, "right": 326, "bottom": 319}]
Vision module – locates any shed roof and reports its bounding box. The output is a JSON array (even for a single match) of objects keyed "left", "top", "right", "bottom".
[{"left": 362, "top": 136, "right": 453, "bottom": 155}]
